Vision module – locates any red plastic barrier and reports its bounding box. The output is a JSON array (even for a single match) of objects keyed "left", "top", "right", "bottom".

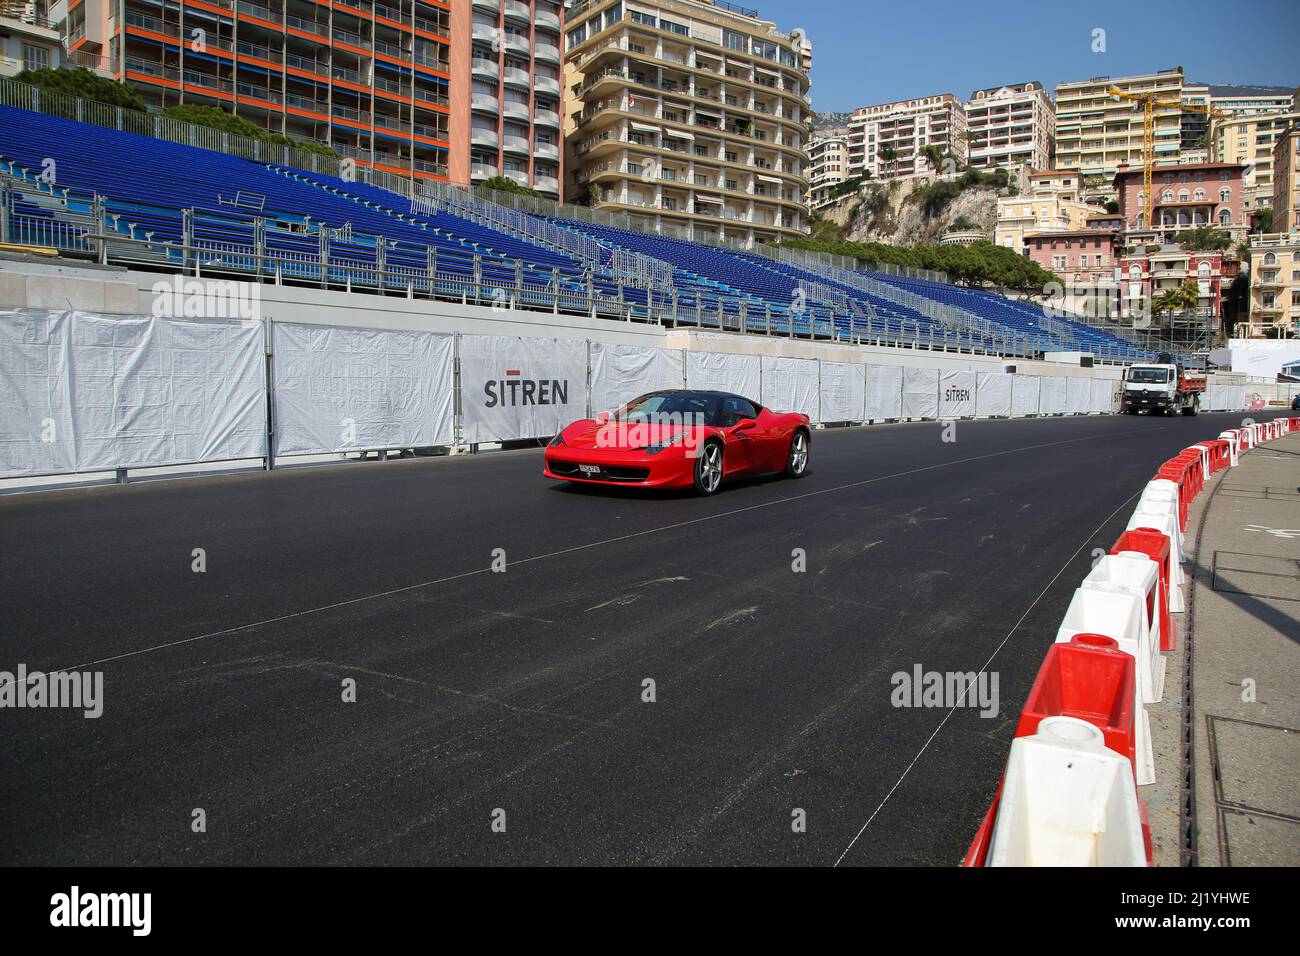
[
  {"left": 1015, "top": 634, "right": 1138, "bottom": 775},
  {"left": 1290, "top": 417, "right": 1299, "bottom": 432},
  {"left": 1202, "top": 439, "right": 1230, "bottom": 474},
  {"left": 1112, "top": 529, "right": 1176, "bottom": 652},
  {"left": 962, "top": 791, "right": 1000, "bottom": 867},
  {"left": 1139, "top": 799, "right": 1153, "bottom": 866},
  {"left": 1153, "top": 462, "right": 1192, "bottom": 528},
  {"left": 1173, "top": 450, "right": 1205, "bottom": 497}
]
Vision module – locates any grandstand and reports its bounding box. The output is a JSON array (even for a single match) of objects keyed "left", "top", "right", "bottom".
[{"left": 0, "top": 95, "right": 1156, "bottom": 363}]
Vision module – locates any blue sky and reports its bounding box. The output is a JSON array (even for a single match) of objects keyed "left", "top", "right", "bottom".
[{"left": 754, "top": 0, "right": 1300, "bottom": 114}]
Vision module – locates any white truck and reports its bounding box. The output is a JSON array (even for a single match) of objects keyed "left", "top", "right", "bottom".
[{"left": 1120, "top": 354, "right": 1206, "bottom": 416}]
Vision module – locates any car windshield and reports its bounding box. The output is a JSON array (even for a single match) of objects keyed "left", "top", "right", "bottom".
[
  {"left": 615, "top": 392, "right": 722, "bottom": 427},
  {"left": 1128, "top": 368, "right": 1171, "bottom": 384}
]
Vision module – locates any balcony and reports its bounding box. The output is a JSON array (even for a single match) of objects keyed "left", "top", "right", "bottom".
[
  {"left": 534, "top": 42, "right": 561, "bottom": 64},
  {"left": 472, "top": 23, "right": 498, "bottom": 46},
  {"left": 472, "top": 93, "right": 499, "bottom": 114},
  {"left": 472, "top": 162, "right": 499, "bottom": 180},
  {"left": 502, "top": 100, "right": 530, "bottom": 122},
  {"left": 534, "top": 108, "right": 560, "bottom": 128},
  {"left": 535, "top": 8, "right": 560, "bottom": 30},
  {"left": 503, "top": 0, "right": 531, "bottom": 23},
  {"left": 534, "top": 142, "right": 560, "bottom": 162},
  {"left": 471, "top": 128, "right": 500, "bottom": 150},
  {"left": 503, "top": 65, "right": 531, "bottom": 88},
  {"left": 535, "top": 75, "right": 560, "bottom": 96},
  {"left": 505, "top": 169, "right": 530, "bottom": 187},
  {"left": 535, "top": 174, "right": 560, "bottom": 195},
  {"left": 503, "top": 134, "right": 531, "bottom": 155},
  {"left": 471, "top": 57, "right": 498, "bottom": 82},
  {"left": 471, "top": 0, "right": 500, "bottom": 11},
  {"left": 503, "top": 34, "right": 530, "bottom": 56}
]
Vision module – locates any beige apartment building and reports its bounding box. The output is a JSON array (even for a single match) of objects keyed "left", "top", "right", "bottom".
[
  {"left": 846, "top": 93, "right": 966, "bottom": 181},
  {"left": 807, "top": 133, "right": 848, "bottom": 208},
  {"left": 563, "top": 0, "right": 813, "bottom": 246},
  {"left": 1213, "top": 111, "right": 1300, "bottom": 215},
  {"left": 1246, "top": 234, "right": 1300, "bottom": 337},
  {"left": 1272, "top": 125, "right": 1300, "bottom": 234},
  {"left": 1053, "top": 69, "right": 1185, "bottom": 191},
  {"left": 995, "top": 169, "right": 1107, "bottom": 250},
  {"left": 964, "top": 81, "right": 1054, "bottom": 174}
]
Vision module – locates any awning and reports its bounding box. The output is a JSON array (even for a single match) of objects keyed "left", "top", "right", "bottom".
[
  {"left": 629, "top": 121, "right": 658, "bottom": 133},
  {"left": 693, "top": 194, "right": 723, "bottom": 204},
  {"left": 663, "top": 128, "right": 694, "bottom": 140},
  {"left": 757, "top": 174, "right": 782, "bottom": 184}
]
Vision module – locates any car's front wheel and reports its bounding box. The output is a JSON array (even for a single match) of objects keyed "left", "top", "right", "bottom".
[
  {"left": 785, "top": 429, "right": 810, "bottom": 478},
  {"left": 693, "top": 440, "right": 724, "bottom": 496}
]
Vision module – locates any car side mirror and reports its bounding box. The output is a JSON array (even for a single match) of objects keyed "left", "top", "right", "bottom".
[{"left": 732, "top": 418, "right": 757, "bottom": 431}]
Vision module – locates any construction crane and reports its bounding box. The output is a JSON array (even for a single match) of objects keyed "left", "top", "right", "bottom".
[{"left": 1107, "top": 87, "right": 1226, "bottom": 233}]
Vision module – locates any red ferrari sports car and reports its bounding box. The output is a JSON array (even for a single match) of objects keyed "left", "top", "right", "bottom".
[{"left": 544, "top": 389, "right": 810, "bottom": 495}]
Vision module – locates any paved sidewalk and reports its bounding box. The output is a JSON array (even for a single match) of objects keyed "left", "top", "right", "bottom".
[{"left": 1145, "top": 422, "right": 1300, "bottom": 866}]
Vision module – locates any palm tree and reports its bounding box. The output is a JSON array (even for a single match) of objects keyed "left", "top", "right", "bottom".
[
  {"left": 1151, "top": 280, "right": 1200, "bottom": 328},
  {"left": 879, "top": 146, "right": 898, "bottom": 179},
  {"left": 921, "top": 144, "right": 944, "bottom": 175}
]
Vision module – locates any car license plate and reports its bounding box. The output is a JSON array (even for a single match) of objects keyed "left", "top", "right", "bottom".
[{"left": 578, "top": 464, "right": 601, "bottom": 475}]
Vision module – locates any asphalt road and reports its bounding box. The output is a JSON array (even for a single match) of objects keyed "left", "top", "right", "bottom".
[{"left": 0, "top": 409, "right": 1285, "bottom": 866}]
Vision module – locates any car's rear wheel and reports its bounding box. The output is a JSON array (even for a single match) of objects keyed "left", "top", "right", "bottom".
[
  {"left": 785, "top": 429, "right": 810, "bottom": 478},
  {"left": 693, "top": 440, "right": 723, "bottom": 496}
]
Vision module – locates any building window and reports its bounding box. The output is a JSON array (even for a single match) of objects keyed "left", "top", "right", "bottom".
[
  {"left": 1219, "top": 210, "right": 1230, "bottom": 225},
  {"left": 1219, "top": 188, "right": 1230, "bottom": 202},
  {"left": 22, "top": 44, "right": 49, "bottom": 72}
]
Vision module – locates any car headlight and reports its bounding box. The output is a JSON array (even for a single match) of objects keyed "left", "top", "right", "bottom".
[
  {"left": 645, "top": 433, "right": 688, "bottom": 455},
  {"left": 548, "top": 433, "right": 565, "bottom": 448}
]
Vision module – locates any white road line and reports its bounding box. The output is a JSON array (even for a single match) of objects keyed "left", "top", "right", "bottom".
[
  {"left": 830, "top": 487, "right": 1143, "bottom": 868},
  {"left": 8, "top": 426, "right": 1149, "bottom": 686}
]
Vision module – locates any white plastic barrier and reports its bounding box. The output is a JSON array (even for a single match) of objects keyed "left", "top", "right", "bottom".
[
  {"left": 987, "top": 717, "right": 1147, "bottom": 867},
  {"left": 459, "top": 334, "right": 588, "bottom": 444},
  {"left": 976, "top": 372, "right": 1013, "bottom": 418},
  {"left": 901, "top": 366, "right": 940, "bottom": 419},
  {"left": 588, "top": 343, "right": 684, "bottom": 417},
  {"left": 0, "top": 308, "right": 266, "bottom": 477},
  {"left": 685, "top": 350, "right": 762, "bottom": 399},
  {"left": 1067, "top": 377, "right": 1093, "bottom": 415},
  {"left": 864, "top": 364, "right": 904, "bottom": 420},
  {"left": 818, "top": 361, "right": 867, "bottom": 422},
  {"left": 1081, "top": 557, "right": 1165, "bottom": 705},
  {"left": 760, "top": 355, "right": 820, "bottom": 422},
  {"left": 1138, "top": 483, "right": 1184, "bottom": 557},
  {"left": 1011, "top": 375, "right": 1041, "bottom": 417},
  {"left": 1040, "top": 376, "right": 1069, "bottom": 415},
  {"left": 1054, "top": 584, "right": 1156, "bottom": 784},
  {"left": 938, "top": 370, "right": 976, "bottom": 419}
]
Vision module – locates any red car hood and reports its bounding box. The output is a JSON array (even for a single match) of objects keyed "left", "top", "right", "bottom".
[{"left": 560, "top": 418, "right": 698, "bottom": 451}]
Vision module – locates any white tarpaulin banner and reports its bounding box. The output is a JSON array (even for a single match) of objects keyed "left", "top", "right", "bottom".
[
  {"left": 976, "top": 372, "right": 1014, "bottom": 418},
  {"left": 1011, "top": 375, "right": 1041, "bottom": 417},
  {"left": 760, "top": 356, "right": 819, "bottom": 421},
  {"left": 460, "top": 334, "right": 588, "bottom": 444},
  {"left": 1040, "top": 376, "right": 1068, "bottom": 415},
  {"left": 1091, "top": 379, "right": 1116, "bottom": 414},
  {"left": 685, "top": 351, "right": 761, "bottom": 399},
  {"left": 589, "top": 343, "right": 684, "bottom": 416},
  {"left": 273, "top": 322, "right": 454, "bottom": 455},
  {"left": 819, "top": 361, "right": 867, "bottom": 422},
  {"left": 938, "top": 370, "right": 976, "bottom": 419},
  {"left": 1205, "top": 383, "right": 1247, "bottom": 412},
  {"left": 1228, "top": 339, "right": 1300, "bottom": 380},
  {"left": 0, "top": 309, "right": 265, "bottom": 477},
  {"left": 865, "top": 364, "right": 904, "bottom": 420},
  {"left": 1067, "top": 377, "right": 1093, "bottom": 415},
  {"left": 901, "top": 366, "right": 940, "bottom": 419}
]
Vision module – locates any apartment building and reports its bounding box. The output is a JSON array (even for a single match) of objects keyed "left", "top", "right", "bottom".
[
  {"left": 1117, "top": 247, "right": 1236, "bottom": 335},
  {"left": 564, "top": 0, "right": 812, "bottom": 246},
  {"left": 963, "top": 81, "right": 1053, "bottom": 174},
  {"left": 994, "top": 169, "right": 1106, "bottom": 251},
  {"left": 1213, "top": 110, "right": 1299, "bottom": 214},
  {"left": 463, "top": 0, "right": 565, "bottom": 196},
  {"left": 846, "top": 93, "right": 966, "bottom": 181},
  {"left": 807, "top": 133, "right": 847, "bottom": 208},
  {"left": 1, "top": 1, "right": 63, "bottom": 76},
  {"left": 1247, "top": 234, "right": 1300, "bottom": 337},
  {"left": 1053, "top": 69, "right": 1184, "bottom": 191},
  {"left": 1023, "top": 229, "right": 1119, "bottom": 319},
  {"left": 1274, "top": 125, "right": 1300, "bottom": 234},
  {"left": 1114, "top": 160, "right": 1248, "bottom": 245}
]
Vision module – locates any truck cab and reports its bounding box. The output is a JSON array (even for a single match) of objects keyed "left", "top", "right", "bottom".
[{"left": 1121, "top": 354, "right": 1203, "bottom": 416}]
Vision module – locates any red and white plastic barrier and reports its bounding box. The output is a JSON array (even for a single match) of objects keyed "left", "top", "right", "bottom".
[{"left": 964, "top": 414, "right": 1290, "bottom": 866}]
